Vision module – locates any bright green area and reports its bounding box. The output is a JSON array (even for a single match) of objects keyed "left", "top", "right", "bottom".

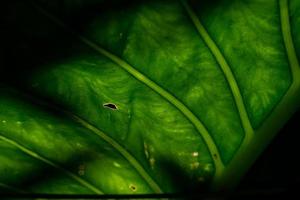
[
  {"left": 191, "top": 0, "right": 292, "bottom": 129},
  {"left": 0, "top": 93, "right": 155, "bottom": 194},
  {"left": 290, "top": 0, "right": 300, "bottom": 62},
  {"left": 0, "top": 0, "right": 299, "bottom": 194}
]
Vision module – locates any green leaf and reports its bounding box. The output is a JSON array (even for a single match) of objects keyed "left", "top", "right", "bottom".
[{"left": 1, "top": 0, "right": 300, "bottom": 194}]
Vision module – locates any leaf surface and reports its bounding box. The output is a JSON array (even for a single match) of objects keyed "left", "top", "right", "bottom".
[{"left": 0, "top": 0, "right": 300, "bottom": 194}]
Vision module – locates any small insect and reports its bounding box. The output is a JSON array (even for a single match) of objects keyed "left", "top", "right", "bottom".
[{"left": 103, "top": 103, "right": 118, "bottom": 110}]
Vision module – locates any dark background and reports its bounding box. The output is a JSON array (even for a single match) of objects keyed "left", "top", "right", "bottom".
[{"left": 235, "top": 109, "right": 300, "bottom": 198}]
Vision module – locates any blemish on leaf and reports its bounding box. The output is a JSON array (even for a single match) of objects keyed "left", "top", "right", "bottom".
[
  {"left": 204, "top": 164, "right": 213, "bottom": 172},
  {"left": 149, "top": 157, "right": 155, "bottom": 169},
  {"left": 144, "top": 142, "right": 149, "bottom": 159},
  {"left": 190, "top": 162, "right": 200, "bottom": 170},
  {"left": 78, "top": 164, "right": 85, "bottom": 176},
  {"left": 129, "top": 184, "right": 137, "bottom": 192},
  {"left": 103, "top": 103, "right": 118, "bottom": 110},
  {"left": 192, "top": 152, "right": 199, "bottom": 157},
  {"left": 213, "top": 154, "right": 217, "bottom": 159}
]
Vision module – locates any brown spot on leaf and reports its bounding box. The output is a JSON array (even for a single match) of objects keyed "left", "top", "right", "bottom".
[{"left": 129, "top": 184, "right": 137, "bottom": 192}]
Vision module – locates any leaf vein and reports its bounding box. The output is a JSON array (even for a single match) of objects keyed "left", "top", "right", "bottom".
[
  {"left": 0, "top": 134, "right": 103, "bottom": 194},
  {"left": 181, "top": 0, "right": 254, "bottom": 146},
  {"left": 67, "top": 113, "right": 163, "bottom": 193},
  {"left": 279, "top": 0, "right": 300, "bottom": 86},
  {"left": 31, "top": 1, "right": 225, "bottom": 175}
]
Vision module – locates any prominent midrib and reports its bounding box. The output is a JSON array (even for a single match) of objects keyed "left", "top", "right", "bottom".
[
  {"left": 31, "top": 3, "right": 225, "bottom": 174},
  {"left": 280, "top": 0, "right": 300, "bottom": 86},
  {"left": 180, "top": 0, "right": 254, "bottom": 145},
  {"left": 0, "top": 134, "right": 103, "bottom": 194}
]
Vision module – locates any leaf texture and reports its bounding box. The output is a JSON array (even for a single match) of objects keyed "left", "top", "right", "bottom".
[{"left": 0, "top": 0, "right": 300, "bottom": 194}]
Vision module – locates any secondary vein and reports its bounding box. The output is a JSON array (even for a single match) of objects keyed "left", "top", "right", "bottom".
[
  {"left": 68, "top": 114, "right": 163, "bottom": 193},
  {"left": 31, "top": 2, "right": 225, "bottom": 175},
  {"left": 279, "top": 0, "right": 300, "bottom": 86},
  {"left": 0, "top": 134, "right": 103, "bottom": 194},
  {"left": 181, "top": 0, "right": 254, "bottom": 144},
  {"left": 29, "top": 3, "right": 163, "bottom": 194},
  {"left": 4, "top": 87, "right": 163, "bottom": 194}
]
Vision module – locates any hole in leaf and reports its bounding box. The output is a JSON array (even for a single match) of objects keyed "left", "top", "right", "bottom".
[{"left": 103, "top": 103, "right": 118, "bottom": 110}]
